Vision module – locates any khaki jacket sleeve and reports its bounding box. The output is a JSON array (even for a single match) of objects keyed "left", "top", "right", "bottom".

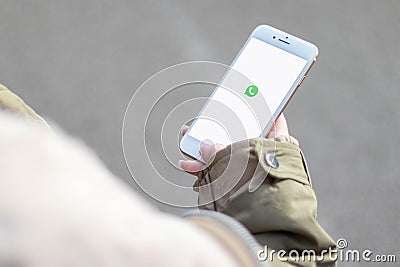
[
  {"left": 0, "top": 83, "right": 49, "bottom": 127},
  {"left": 194, "top": 137, "right": 337, "bottom": 266}
]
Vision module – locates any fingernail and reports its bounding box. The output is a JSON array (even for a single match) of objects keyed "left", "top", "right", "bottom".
[
  {"left": 178, "top": 160, "right": 184, "bottom": 168},
  {"left": 180, "top": 125, "right": 187, "bottom": 136}
]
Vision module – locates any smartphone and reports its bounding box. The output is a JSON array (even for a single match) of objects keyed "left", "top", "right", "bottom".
[{"left": 180, "top": 25, "right": 318, "bottom": 161}]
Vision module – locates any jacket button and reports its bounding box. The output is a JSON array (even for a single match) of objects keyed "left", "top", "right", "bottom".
[{"left": 265, "top": 152, "right": 279, "bottom": 168}]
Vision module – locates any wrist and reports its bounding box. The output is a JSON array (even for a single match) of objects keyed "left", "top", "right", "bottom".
[{"left": 195, "top": 136, "right": 311, "bottom": 211}]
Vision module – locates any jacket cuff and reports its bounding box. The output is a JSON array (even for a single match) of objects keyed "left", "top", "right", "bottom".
[{"left": 194, "top": 136, "right": 311, "bottom": 211}]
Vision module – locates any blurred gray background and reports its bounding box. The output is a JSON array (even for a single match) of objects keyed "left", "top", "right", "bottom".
[{"left": 1, "top": 0, "right": 399, "bottom": 265}]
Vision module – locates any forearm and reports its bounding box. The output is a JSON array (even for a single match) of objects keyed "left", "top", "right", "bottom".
[{"left": 195, "top": 137, "right": 336, "bottom": 266}]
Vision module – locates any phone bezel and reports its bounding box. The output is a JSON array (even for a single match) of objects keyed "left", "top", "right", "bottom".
[{"left": 180, "top": 25, "right": 318, "bottom": 161}]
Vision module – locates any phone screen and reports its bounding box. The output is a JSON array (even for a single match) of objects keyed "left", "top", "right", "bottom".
[{"left": 186, "top": 37, "right": 308, "bottom": 146}]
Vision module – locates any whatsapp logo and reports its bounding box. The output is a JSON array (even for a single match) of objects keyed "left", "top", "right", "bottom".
[{"left": 244, "top": 85, "right": 258, "bottom": 97}]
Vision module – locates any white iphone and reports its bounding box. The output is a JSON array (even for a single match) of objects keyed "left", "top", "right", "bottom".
[{"left": 180, "top": 25, "right": 318, "bottom": 161}]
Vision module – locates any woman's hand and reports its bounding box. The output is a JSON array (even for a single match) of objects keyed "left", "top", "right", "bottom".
[{"left": 179, "top": 114, "right": 289, "bottom": 176}]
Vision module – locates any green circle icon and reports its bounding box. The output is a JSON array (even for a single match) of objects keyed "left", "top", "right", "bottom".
[{"left": 244, "top": 85, "right": 258, "bottom": 97}]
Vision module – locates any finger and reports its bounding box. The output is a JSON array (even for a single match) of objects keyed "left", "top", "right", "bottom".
[
  {"left": 181, "top": 125, "right": 189, "bottom": 136},
  {"left": 178, "top": 160, "right": 204, "bottom": 176},
  {"left": 200, "top": 143, "right": 225, "bottom": 162},
  {"left": 266, "top": 114, "right": 289, "bottom": 138}
]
